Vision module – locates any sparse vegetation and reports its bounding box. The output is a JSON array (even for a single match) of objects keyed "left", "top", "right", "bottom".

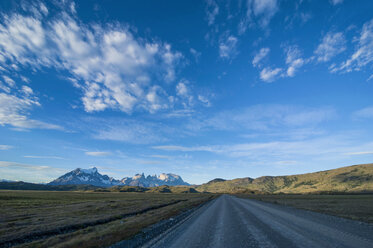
[{"left": 0, "top": 190, "right": 216, "bottom": 248}]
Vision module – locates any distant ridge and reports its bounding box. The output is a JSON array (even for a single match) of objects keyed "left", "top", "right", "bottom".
[
  {"left": 196, "top": 163, "right": 373, "bottom": 194},
  {"left": 48, "top": 167, "right": 189, "bottom": 187}
]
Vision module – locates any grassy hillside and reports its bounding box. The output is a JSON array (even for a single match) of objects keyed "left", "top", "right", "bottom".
[{"left": 196, "top": 163, "right": 373, "bottom": 194}]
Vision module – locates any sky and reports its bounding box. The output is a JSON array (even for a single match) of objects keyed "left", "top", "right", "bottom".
[{"left": 0, "top": 0, "right": 373, "bottom": 184}]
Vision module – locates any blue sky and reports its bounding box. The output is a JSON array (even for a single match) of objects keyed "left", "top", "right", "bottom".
[{"left": 0, "top": 0, "right": 373, "bottom": 184}]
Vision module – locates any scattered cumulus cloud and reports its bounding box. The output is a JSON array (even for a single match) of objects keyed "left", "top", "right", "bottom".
[
  {"left": 2, "top": 76, "right": 15, "bottom": 87},
  {"left": 0, "top": 2, "right": 185, "bottom": 114},
  {"left": 252, "top": 47, "right": 270, "bottom": 67},
  {"left": 198, "top": 95, "right": 211, "bottom": 107},
  {"left": 176, "top": 81, "right": 189, "bottom": 97},
  {"left": 219, "top": 35, "right": 238, "bottom": 59},
  {"left": 315, "top": 32, "right": 346, "bottom": 62},
  {"left": 246, "top": 0, "right": 279, "bottom": 28},
  {"left": 190, "top": 48, "right": 201, "bottom": 62},
  {"left": 205, "top": 0, "right": 219, "bottom": 26},
  {"left": 285, "top": 46, "right": 305, "bottom": 77},
  {"left": 260, "top": 67, "right": 282, "bottom": 82},
  {"left": 332, "top": 19, "right": 373, "bottom": 73}
]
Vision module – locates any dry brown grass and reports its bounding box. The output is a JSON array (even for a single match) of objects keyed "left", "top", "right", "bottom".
[
  {"left": 0, "top": 190, "right": 215, "bottom": 247},
  {"left": 236, "top": 194, "right": 373, "bottom": 223}
]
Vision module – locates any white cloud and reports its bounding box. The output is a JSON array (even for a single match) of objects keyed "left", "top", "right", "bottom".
[
  {"left": 253, "top": 46, "right": 304, "bottom": 83},
  {"left": 219, "top": 36, "right": 238, "bottom": 59},
  {"left": 315, "top": 32, "right": 346, "bottom": 62},
  {"left": 174, "top": 80, "right": 195, "bottom": 109},
  {"left": 24, "top": 155, "right": 65, "bottom": 159},
  {"left": 198, "top": 95, "right": 211, "bottom": 107},
  {"left": 345, "top": 151, "right": 373, "bottom": 155},
  {"left": 0, "top": 145, "right": 13, "bottom": 150},
  {"left": 40, "top": 2, "right": 49, "bottom": 15},
  {"left": 300, "top": 13, "right": 312, "bottom": 23},
  {"left": 0, "top": 92, "right": 62, "bottom": 130},
  {"left": 252, "top": 47, "right": 270, "bottom": 67},
  {"left": 92, "top": 119, "right": 166, "bottom": 144},
  {"left": 260, "top": 67, "right": 282, "bottom": 82},
  {"left": 2, "top": 76, "right": 15, "bottom": 87},
  {"left": 186, "top": 104, "right": 336, "bottom": 132},
  {"left": 176, "top": 81, "right": 188, "bottom": 97},
  {"left": 21, "top": 85, "right": 33, "bottom": 95},
  {"left": 85, "top": 151, "right": 111, "bottom": 157},
  {"left": 0, "top": 82, "right": 10, "bottom": 93},
  {"left": 206, "top": 0, "right": 219, "bottom": 26},
  {"left": 0, "top": 4, "right": 184, "bottom": 114},
  {"left": 190, "top": 48, "right": 201, "bottom": 61},
  {"left": 145, "top": 86, "right": 169, "bottom": 113},
  {"left": 368, "top": 74, "right": 373, "bottom": 81},
  {"left": 247, "top": 0, "right": 279, "bottom": 28},
  {"left": 334, "top": 19, "right": 373, "bottom": 73},
  {"left": 285, "top": 46, "right": 304, "bottom": 77},
  {"left": 353, "top": 106, "right": 373, "bottom": 119},
  {"left": 330, "top": 0, "right": 343, "bottom": 5}
]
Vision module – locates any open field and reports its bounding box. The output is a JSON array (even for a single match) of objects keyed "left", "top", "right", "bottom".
[
  {"left": 0, "top": 190, "right": 215, "bottom": 248},
  {"left": 236, "top": 194, "right": 373, "bottom": 223}
]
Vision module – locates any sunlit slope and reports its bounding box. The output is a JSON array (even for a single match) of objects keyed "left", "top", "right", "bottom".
[{"left": 196, "top": 163, "right": 373, "bottom": 193}]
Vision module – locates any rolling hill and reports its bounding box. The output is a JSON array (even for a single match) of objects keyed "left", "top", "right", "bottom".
[{"left": 196, "top": 163, "right": 373, "bottom": 194}]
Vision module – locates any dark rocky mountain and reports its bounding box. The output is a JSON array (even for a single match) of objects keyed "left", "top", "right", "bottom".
[{"left": 48, "top": 167, "right": 189, "bottom": 187}]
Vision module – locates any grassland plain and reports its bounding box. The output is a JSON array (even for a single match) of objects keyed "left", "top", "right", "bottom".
[
  {"left": 0, "top": 190, "right": 216, "bottom": 248},
  {"left": 236, "top": 194, "right": 373, "bottom": 223},
  {"left": 196, "top": 163, "right": 373, "bottom": 194}
]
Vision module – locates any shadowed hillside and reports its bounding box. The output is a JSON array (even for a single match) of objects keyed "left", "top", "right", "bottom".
[{"left": 196, "top": 163, "right": 373, "bottom": 194}]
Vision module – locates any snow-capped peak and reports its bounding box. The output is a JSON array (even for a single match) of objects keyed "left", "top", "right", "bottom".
[
  {"left": 158, "top": 173, "right": 180, "bottom": 181},
  {"left": 80, "top": 167, "right": 98, "bottom": 174}
]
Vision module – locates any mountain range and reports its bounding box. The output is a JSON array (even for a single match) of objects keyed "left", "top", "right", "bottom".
[
  {"left": 1, "top": 163, "right": 372, "bottom": 194},
  {"left": 48, "top": 167, "right": 189, "bottom": 187}
]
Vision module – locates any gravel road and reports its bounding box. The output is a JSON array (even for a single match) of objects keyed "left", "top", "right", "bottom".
[{"left": 143, "top": 195, "right": 373, "bottom": 248}]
